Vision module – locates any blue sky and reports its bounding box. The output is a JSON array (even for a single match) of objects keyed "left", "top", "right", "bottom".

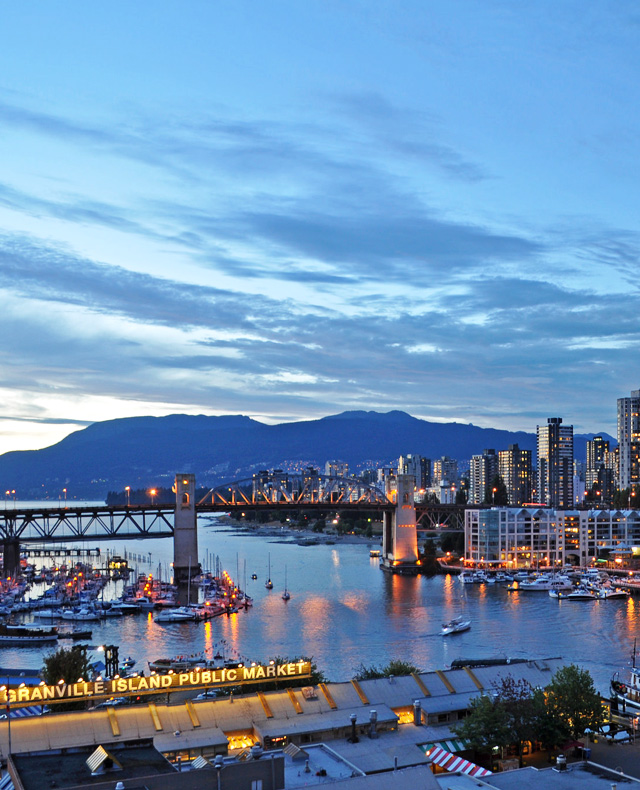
[{"left": 1, "top": 1, "right": 639, "bottom": 452}]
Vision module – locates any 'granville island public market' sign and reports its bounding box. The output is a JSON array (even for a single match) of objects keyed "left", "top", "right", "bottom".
[{"left": 1, "top": 661, "right": 312, "bottom": 706}]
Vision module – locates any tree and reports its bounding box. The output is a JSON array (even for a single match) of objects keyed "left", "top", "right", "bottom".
[
  {"left": 545, "top": 664, "right": 604, "bottom": 740},
  {"left": 452, "top": 693, "right": 512, "bottom": 756},
  {"left": 453, "top": 676, "right": 541, "bottom": 767},
  {"left": 42, "top": 645, "right": 92, "bottom": 711},
  {"left": 353, "top": 659, "right": 420, "bottom": 681},
  {"left": 484, "top": 475, "right": 508, "bottom": 506},
  {"left": 531, "top": 687, "right": 570, "bottom": 760}
]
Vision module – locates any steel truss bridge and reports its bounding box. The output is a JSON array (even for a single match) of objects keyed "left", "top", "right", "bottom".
[{"left": 0, "top": 476, "right": 466, "bottom": 544}]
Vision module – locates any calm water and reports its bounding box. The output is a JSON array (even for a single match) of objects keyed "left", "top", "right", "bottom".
[{"left": 3, "top": 516, "right": 639, "bottom": 694}]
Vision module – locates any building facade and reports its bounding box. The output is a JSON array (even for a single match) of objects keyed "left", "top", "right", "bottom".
[
  {"left": 465, "top": 506, "right": 640, "bottom": 567},
  {"left": 398, "top": 454, "right": 431, "bottom": 490},
  {"left": 498, "top": 444, "right": 532, "bottom": 506},
  {"left": 468, "top": 449, "right": 498, "bottom": 505},
  {"left": 618, "top": 389, "right": 640, "bottom": 490},
  {"left": 536, "top": 417, "right": 573, "bottom": 508},
  {"left": 432, "top": 456, "right": 458, "bottom": 486}
]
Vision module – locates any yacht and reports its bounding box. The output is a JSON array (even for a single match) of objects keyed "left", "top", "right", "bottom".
[
  {"left": 518, "top": 575, "right": 573, "bottom": 592},
  {"left": 442, "top": 615, "right": 471, "bottom": 636}
]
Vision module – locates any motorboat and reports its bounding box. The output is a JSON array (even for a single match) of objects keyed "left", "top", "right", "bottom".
[
  {"left": 442, "top": 616, "right": 471, "bottom": 636},
  {"left": 549, "top": 587, "right": 596, "bottom": 600},
  {"left": 60, "top": 607, "right": 101, "bottom": 621},
  {"left": 154, "top": 607, "right": 196, "bottom": 623},
  {"left": 458, "top": 571, "right": 475, "bottom": 584},
  {"left": 596, "top": 588, "right": 630, "bottom": 600},
  {"left": 148, "top": 655, "right": 206, "bottom": 673},
  {"left": 518, "top": 575, "right": 573, "bottom": 592},
  {"left": 265, "top": 553, "right": 273, "bottom": 590},
  {"left": 369, "top": 549, "right": 381, "bottom": 558}
]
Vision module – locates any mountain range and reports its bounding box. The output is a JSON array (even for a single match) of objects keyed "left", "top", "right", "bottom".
[{"left": 0, "top": 411, "right": 613, "bottom": 500}]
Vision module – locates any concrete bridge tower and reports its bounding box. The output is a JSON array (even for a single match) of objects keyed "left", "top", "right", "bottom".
[
  {"left": 173, "top": 474, "right": 201, "bottom": 597},
  {"left": 381, "top": 474, "right": 420, "bottom": 574}
]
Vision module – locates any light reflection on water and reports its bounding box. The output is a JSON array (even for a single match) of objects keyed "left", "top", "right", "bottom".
[{"left": 2, "top": 520, "right": 638, "bottom": 693}]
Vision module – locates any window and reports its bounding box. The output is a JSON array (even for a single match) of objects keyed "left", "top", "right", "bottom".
[{"left": 251, "top": 782, "right": 263, "bottom": 790}]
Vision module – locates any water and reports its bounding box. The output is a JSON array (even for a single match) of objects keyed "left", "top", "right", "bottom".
[{"left": 3, "top": 516, "right": 638, "bottom": 694}]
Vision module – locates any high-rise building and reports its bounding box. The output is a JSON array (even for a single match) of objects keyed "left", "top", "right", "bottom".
[
  {"left": 432, "top": 456, "right": 458, "bottom": 486},
  {"left": 618, "top": 390, "right": 640, "bottom": 490},
  {"left": 499, "top": 444, "right": 532, "bottom": 506},
  {"left": 398, "top": 454, "right": 431, "bottom": 489},
  {"left": 537, "top": 418, "right": 573, "bottom": 508},
  {"left": 469, "top": 449, "right": 499, "bottom": 505},
  {"left": 586, "top": 436, "right": 610, "bottom": 491}
]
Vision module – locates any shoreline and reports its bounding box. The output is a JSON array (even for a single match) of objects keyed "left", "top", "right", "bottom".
[{"left": 209, "top": 515, "right": 382, "bottom": 547}]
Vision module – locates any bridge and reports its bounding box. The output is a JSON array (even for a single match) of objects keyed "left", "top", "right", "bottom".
[{"left": 0, "top": 474, "right": 466, "bottom": 578}]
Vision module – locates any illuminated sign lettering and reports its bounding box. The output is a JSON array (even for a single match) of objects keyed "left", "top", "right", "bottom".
[{"left": 0, "top": 661, "right": 311, "bottom": 706}]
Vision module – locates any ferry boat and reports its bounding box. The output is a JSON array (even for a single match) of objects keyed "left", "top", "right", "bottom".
[{"left": 0, "top": 624, "right": 58, "bottom": 645}]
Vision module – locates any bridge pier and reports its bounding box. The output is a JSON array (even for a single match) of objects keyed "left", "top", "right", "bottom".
[
  {"left": 2, "top": 539, "right": 20, "bottom": 579},
  {"left": 381, "top": 474, "right": 421, "bottom": 574},
  {"left": 173, "top": 474, "right": 201, "bottom": 602}
]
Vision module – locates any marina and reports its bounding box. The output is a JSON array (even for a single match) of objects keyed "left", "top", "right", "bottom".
[{"left": 0, "top": 518, "right": 639, "bottom": 697}]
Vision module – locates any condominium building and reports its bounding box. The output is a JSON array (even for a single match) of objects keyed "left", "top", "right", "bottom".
[
  {"left": 498, "top": 444, "right": 532, "bottom": 506},
  {"left": 617, "top": 389, "right": 640, "bottom": 489},
  {"left": 537, "top": 418, "right": 573, "bottom": 508},
  {"left": 468, "top": 449, "right": 498, "bottom": 505},
  {"left": 586, "top": 436, "right": 610, "bottom": 491},
  {"left": 465, "top": 506, "right": 640, "bottom": 567},
  {"left": 324, "top": 460, "right": 349, "bottom": 478}
]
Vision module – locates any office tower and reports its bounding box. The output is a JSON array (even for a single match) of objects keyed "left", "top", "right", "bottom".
[
  {"left": 537, "top": 418, "right": 573, "bottom": 508},
  {"left": 469, "top": 449, "right": 499, "bottom": 505},
  {"left": 617, "top": 390, "right": 640, "bottom": 489},
  {"left": 499, "top": 444, "right": 532, "bottom": 506},
  {"left": 398, "top": 454, "right": 431, "bottom": 489}
]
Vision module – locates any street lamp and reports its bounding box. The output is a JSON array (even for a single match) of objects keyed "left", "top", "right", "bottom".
[
  {"left": 149, "top": 489, "right": 157, "bottom": 506},
  {"left": 492, "top": 487, "right": 497, "bottom": 505},
  {"left": 125, "top": 486, "right": 131, "bottom": 507},
  {"left": 63, "top": 488, "right": 67, "bottom": 508}
]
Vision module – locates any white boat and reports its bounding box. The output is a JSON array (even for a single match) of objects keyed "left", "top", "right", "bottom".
[
  {"left": 549, "top": 587, "right": 596, "bottom": 600},
  {"left": 154, "top": 607, "right": 196, "bottom": 623},
  {"left": 459, "top": 571, "right": 475, "bottom": 584},
  {"left": 442, "top": 615, "right": 471, "bottom": 636},
  {"left": 518, "top": 575, "right": 573, "bottom": 592},
  {"left": 60, "top": 607, "right": 101, "bottom": 621},
  {"left": 597, "top": 588, "right": 630, "bottom": 600}
]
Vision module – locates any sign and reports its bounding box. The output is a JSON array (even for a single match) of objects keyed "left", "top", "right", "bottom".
[{"left": 0, "top": 661, "right": 311, "bottom": 706}]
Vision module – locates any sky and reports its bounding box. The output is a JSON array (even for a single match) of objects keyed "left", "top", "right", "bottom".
[{"left": 1, "top": 1, "right": 639, "bottom": 453}]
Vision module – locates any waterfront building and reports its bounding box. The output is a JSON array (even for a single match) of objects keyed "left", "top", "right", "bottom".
[
  {"left": 498, "top": 444, "right": 532, "bottom": 506},
  {"left": 618, "top": 389, "right": 640, "bottom": 489},
  {"left": 536, "top": 418, "right": 573, "bottom": 508},
  {"left": 432, "top": 456, "right": 458, "bottom": 487},
  {"left": 398, "top": 454, "right": 430, "bottom": 490},
  {"left": 465, "top": 506, "right": 640, "bottom": 567},
  {"left": 468, "top": 449, "right": 498, "bottom": 505}
]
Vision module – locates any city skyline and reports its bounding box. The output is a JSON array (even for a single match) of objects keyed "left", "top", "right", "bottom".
[{"left": 2, "top": 2, "right": 640, "bottom": 453}]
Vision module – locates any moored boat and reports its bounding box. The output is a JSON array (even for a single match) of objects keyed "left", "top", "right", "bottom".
[
  {"left": 611, "top": 641, "right": 640, "bottom": 712},
  {"left": 0, "top": 624, "right": 58, "bottom": 645}
]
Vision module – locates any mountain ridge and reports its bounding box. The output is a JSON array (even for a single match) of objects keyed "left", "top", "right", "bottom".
[{"left": 0, "top": 411, "right": 614, "bottom": 500}]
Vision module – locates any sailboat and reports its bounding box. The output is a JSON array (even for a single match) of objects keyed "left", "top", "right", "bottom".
[
  {"left": 265, "top": 554, "right": 273, "bottom": 589},
  {"left": 282, "top": 566, "right": 291, "bottom": 601}
]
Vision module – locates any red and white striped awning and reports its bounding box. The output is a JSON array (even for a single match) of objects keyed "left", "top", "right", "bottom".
[{"left": 425, "top": 745, "right": 492, "bottom": 777}]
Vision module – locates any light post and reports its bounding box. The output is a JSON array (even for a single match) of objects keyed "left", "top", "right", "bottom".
[
  {"left": 63, "top": 488, "right": 67, "bottom": 508},
  {"left": 4, "top": 492, "right": 8, "bottom": 511},
  {"left": 149, "top": 489, "right": 157, "bottom": 507},
  {"left": 125, "top": 486, "right": 131, "bottom": 507},
  {"left": 492, "top": 487, "right": 497, "bottom": 505}
]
